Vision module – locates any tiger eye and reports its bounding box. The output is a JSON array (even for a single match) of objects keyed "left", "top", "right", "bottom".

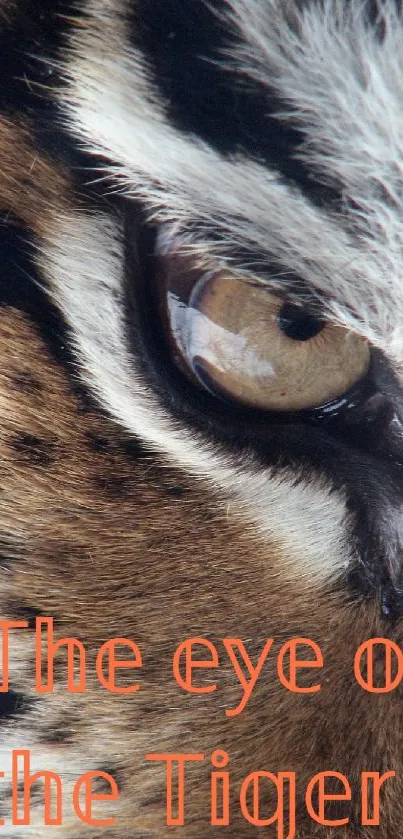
[{"left": 163, "top": 270, "right": 370, "bottom": 412}]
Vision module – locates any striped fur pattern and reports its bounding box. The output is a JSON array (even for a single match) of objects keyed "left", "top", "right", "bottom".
[{"left": 0, "top": 1, "right": 403, "bottom": 835}]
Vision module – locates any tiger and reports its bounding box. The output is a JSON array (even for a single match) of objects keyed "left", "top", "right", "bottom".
[{"left": 0, "top": 0, "right": 403, "bottom": 835}]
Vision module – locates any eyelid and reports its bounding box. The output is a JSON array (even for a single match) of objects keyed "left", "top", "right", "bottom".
[{"left": 154, "top": 223, "right": 329, "bottom": 319}]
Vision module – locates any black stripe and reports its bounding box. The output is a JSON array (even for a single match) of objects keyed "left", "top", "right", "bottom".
[
  {"left": 130, "top": 0, "right": 338, "bottom": 206},
  {"left": 0, "top": 0, "right": 78, "bottom": 115},
  {"left": 0, "top": 0, "right": 112, "bottom": 199},
  {"left": 0, "top": 212, "right": 113, "bottom": 414},
  {"left": 0, "top": 217, "right": 75, "bottom": 365},
  {"left": 0, "top": 689, "right": 27, "bottom": 720}
]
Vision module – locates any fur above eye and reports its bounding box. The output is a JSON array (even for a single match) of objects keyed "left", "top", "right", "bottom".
[{"left": 156, "top": 239, "right": 370, "bottom": 413}]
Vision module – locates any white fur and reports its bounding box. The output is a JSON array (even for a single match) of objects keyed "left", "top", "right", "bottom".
[
  {"left": 60, "top": 0, "right": 403, "bottom": 362},
  {"left": 0, "top": 734, "right": 98, "bottom": 834}
]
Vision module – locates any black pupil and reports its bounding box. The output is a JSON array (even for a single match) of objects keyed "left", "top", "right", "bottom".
[{"left": 278, "top": 302, "right": 324, "bottom": 342}]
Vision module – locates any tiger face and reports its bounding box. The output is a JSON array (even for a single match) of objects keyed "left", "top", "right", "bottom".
[{"left": 0, "top": 1, "right": 403, "bottom": 836}]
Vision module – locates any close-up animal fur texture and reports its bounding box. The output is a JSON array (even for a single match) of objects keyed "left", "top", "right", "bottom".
[{"left": 2, "top": 0, "right": 403, "bottom": 836}]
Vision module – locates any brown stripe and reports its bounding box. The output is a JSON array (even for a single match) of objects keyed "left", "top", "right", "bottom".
[{"left": 0, "top": 116, "right": 71, "bottom": 237}]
